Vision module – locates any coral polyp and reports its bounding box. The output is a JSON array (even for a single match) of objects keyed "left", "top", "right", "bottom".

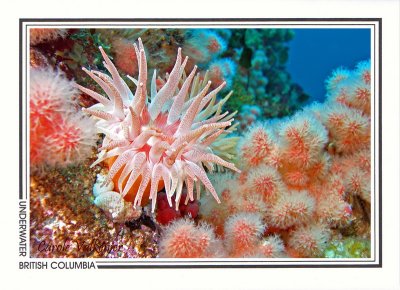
[
  {"left": 159, "top": 219, "right": 224, "bottom": 258},
  {"left": 225, "top": 213, "right": 266, "bottom": 257},
  {"left": 30, "top": 69, "right": 97, "bottom": 169},
  {"left": 287, "top": 223, "right": 330, "bottom": 257},
  {"left": 79, "top": 38, "right": 240, "bottom": 211},
  {"left": 266, "top": 190, "right": 316, "bottom": 229}
]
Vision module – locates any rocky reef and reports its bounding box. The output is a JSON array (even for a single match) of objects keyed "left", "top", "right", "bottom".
[{"left": 29, "top": 28, "right": 371, "bottom": 259}]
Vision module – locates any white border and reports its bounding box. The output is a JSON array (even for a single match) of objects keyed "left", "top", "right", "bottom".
[
  {"left": 21, "top": 20, "right": 380, "bottom": 267},
  {"left": 2, "top": 1, "right": 398, "bottom": 289}
]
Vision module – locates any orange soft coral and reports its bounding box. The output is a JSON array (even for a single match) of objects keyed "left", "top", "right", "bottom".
[
  {"left": 30, "top": 69, "right": 97, "bottom": 169},
  {"left": 158, "top": 219, "right": 224, "bottom": 258},
  {"left": 198, "top": 60, "right": 371, "bottom": 258},
  {"left": 224, "top": 213, "right": 266, "bottom": 257}
]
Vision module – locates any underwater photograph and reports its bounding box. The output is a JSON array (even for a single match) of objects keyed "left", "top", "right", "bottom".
[{"left": 28, "top": 27, "right": 373, "bottom": 259}]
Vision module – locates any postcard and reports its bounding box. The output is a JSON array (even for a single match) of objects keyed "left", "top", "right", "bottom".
[{"left": 6, "top": 1, "right": 400, "bottom": 289}]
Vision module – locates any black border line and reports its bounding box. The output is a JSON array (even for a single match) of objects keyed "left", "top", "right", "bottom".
[
  {"left": 96, "top": 264, "right": 379, "bottom": 269},
  {"left": 25, "top": 26, "right": 28, "bottom": 200},
  {"left": 26, "top": 24, "right": 375, "bottom": 28},
  {"left": 378, "top": 18, "right": 382, "bottom": 267},
  {"left": 20, "top": 18, "right": 381, "bottom": 22},
  {"left": 19, "top": 20, "right": 23, "bottom": 200},
  {"left": 19, "top": 18, "right": 382, "bottom": 269}
]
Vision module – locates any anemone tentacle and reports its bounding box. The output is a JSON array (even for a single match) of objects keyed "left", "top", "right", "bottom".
[{"left": 80, "top": 38, "right": 240, "bottom": 211}]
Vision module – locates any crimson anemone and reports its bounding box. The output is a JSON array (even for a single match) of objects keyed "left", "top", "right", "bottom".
[{"left": 79, "top": 38, "right": 240, "bottom": 211}]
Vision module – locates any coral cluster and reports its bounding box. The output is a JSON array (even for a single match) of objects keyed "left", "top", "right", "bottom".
[
  {"left": 158, "top": 60, "right": 371, "bottom": 258},
  {"left": 182, "top": 30, "right": 236, "bottom": 90},
  {"left": 30, "top": 69, "right": 97, "bottom": 169},
  {"left": 182, "top": 30, "right": 227, "bottom": 67}
]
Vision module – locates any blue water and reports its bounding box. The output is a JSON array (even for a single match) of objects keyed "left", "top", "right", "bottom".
[{"left": 287, "top": 29, "right": 371, "bottom": 102}]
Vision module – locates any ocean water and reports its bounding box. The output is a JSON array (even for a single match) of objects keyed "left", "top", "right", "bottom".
[{"left": 287, "top": 29, "right": 371, "bottom": 102}]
